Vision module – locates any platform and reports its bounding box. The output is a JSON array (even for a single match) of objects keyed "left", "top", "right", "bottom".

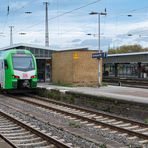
[{"left": 38, "top": 83, "right": 148, "bottom": 105}]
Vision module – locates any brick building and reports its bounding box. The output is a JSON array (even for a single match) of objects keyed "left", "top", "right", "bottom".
[{"left": 52, "top": 48, "right": 102, "bottom": 86}]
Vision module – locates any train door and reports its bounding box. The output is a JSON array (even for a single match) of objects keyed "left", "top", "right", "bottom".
[{"left": 0, "top": 59, "right": 5, "bottom": 88}]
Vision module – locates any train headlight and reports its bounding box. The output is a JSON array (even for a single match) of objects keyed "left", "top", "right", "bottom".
[
  {"left": 12, "top": 75, "right": 20, "bottom": 79},
  {"left": 31, "top": 75, "right": 36, "bottom": 79}
]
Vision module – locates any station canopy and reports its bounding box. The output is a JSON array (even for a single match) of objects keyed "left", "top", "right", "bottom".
[
  {"left": 104, "top": 52, "right": 148, "bottom": 63},
  {"left": 0, "top": 43, "right": 54, "bottom": 59}
]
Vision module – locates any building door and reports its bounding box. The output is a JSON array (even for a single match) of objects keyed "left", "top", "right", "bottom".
[
  {"left": 45, "top": 64, "right": 51, "bottom": 82},
  {"left": 36, "top": 59, "right": 46, "bottom": 82},
  {"left": 45, "top": 59, "right": 52, "bottom": 82}
]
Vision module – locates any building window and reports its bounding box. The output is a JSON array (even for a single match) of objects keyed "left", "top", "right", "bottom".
[
  {"left": 103, "top": 64, "right": 115, "bottom": 76},
  {"left": 104, "top": 63, "right": 139, "bottom": 78},
  {"left": 141, "top": 63, "right": 148, "bottom": 78},
  {"left": 118, "top": 63, "right": 138, "bottom": 77}
]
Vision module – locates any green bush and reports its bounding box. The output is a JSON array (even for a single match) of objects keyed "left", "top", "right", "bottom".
[{"left": 69, "top": 121, "right": 81, "bottom": 128}]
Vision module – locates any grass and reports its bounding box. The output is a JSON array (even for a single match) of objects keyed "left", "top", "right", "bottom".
[
  {"left": 101, "top": 82, "right": 108, "bottom": 87},
  {"left": 127, "top": 144, "right": 142, "bottom": 148},
  {"left": 144, "top": 118, "right": 148, "bottom": 124},
  {"left": 52, "top": 82, "right": 73, "bottom": 87},
  {"left": 69, "top": 121, "right": 81, "bottom": 128},
  {"left": 99, "top": 144, "right": 107, "bottom": 148}
]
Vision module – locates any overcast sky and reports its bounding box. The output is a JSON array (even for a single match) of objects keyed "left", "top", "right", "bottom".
[{"left": 0, "top": 0, "right": 148, "bottom": 51}]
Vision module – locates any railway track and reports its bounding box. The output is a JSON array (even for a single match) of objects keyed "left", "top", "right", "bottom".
[
  {"left": 103, "top": 77, "right": 148, "bottom": 88},
  {"left": 8, "top": 94, "right": 148, "bottom": 146},
  {"left": 0, "top": 109, "right": 72, "bottom": 148}
]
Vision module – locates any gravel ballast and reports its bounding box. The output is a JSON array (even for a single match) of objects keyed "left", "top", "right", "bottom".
[{"left": 0, "top": 94, "right": 144, "bottom": 148}]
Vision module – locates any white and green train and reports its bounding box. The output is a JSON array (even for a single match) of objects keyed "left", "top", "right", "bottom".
[{"left": 0, "top": 49, "right": 37, "bottom": 90}]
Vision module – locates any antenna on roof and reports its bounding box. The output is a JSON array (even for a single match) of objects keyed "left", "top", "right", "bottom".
[
  {"left": 105, "top": 8, "right": 107, "bottom": 13},
  {"left": 9, "top": 26, "right": 14, "bottom": 46},
  {"left": 7, "top": 5, "right": 10, "bottom": 15}
]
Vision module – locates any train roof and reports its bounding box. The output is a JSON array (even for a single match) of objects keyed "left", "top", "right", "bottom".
[{"left": 0, "top": 49, "right": 32, "bottom": 59}]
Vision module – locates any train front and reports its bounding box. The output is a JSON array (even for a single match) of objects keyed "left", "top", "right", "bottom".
[{"left": 11, "top": 52, "right": 37, "bottom": 89}]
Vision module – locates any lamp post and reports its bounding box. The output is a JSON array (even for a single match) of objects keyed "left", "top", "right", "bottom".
[
  {"left": 19, "top": 32, "right": 27, "bottom": 35},
  {"left": 127, "top": 14, "right": 132, "bottom": 17},
  {"left": 86, "top": 33, "right": 97, "bottom": 37},
  {"left": 89, "top": 11, "right": 107, "bottom": 85}
]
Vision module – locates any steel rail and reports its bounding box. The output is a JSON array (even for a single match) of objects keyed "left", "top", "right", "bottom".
[
  {"left": 8, "top": 94, "right": 148, "bottom": 141},
  {"left": 27, "top": 94, "right": 148, "bottom": 127},
  {"left": 0, "top": 109, "right": 71, "bottom": 148}
]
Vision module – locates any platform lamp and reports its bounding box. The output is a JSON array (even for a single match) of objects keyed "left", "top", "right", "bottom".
[
  {"left": 89, "top": 11, "right": 107, "bottom": 86},
  {"left": 19, "top": 32, "right": 27, "bottom": 35}
]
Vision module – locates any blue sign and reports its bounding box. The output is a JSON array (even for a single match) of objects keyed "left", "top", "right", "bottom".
[{"left": 92, "top": 52, "right": 107, "bottom": 59}]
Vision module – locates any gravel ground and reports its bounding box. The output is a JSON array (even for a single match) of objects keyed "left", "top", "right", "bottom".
[
  {"left": 0, "top": 95, "right": 145, "bottom": 148},
  {"left": 0, "top": 103, "right": 97, "bottom": 148}
]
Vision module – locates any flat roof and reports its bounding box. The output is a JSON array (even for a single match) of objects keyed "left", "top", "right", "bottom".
[
  {"left": 54, "top": 47, "right": 97, "bottom": 52},
  {"left": 0, "top": 43, "right": 54, "bottom": 51},
  {"left": 104, "top": 51, "right": 148, "bottom": 63},
  {"left": 108, "top": 51, "right": 148, "bottom": 57}
]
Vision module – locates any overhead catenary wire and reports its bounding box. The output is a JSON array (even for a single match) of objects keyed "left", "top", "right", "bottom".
[
  {"left": 106, "top": 5, "right": 148, "bottom": 20},
  {"left": 2, "top": 0, "right": 148, "bottom": 48},
  {"left": 1, "top": 0, "right": 40, "bottom": 33},
  {"left": 15, "top": 0, "right": 102, "bottom": 33},
  {"left": 2, "top": 0, "right": 10, "bottom": 33},
  {"left": 14, "top": 1, "right": 148, "bottom": 39},
  {"left": 10, "top": 0, "right": 39, "bottom": 16}
]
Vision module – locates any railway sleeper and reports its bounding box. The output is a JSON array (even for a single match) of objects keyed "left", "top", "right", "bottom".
[
  {"left": 0, "top": 121, "right": 13, "bottom": 125},
  {"left": 0, "top": 128, "right": 26, "bottom": 133},
  {"left": 101, "top": 128, "right": 109, "bottom": 131},
  {"left": 111, "top": 121, "right": 123, "bottom": 125},
  {"left": 133, "top": 128, "right": 148, "bottom": 132},
  {"left": 0, "top": 124, "right": 18, "bottom": 128},
  {"left": 38, "top": 145, "right": 55, "bottom": 148},
  {"left": 103, "top": 119, "right": 116, "bottom": 123},
  {"left": 125, "top": 125, "right": 139, "bottom": 130},
  {"left": 97, "top": 117, "right": 109, "bottom": 122},
  {"left": 118, "top": 133, "right": 128, "bottom": 136},
  {"left": 94, "top": 125, "right": 102, "bottom": 128},
  {"left": 109, "top": 130, "right": 118, "bottom": 134},
  {"left": 117, "top": 123, "right": 131, "bottom": 127},
  {"left": 143, "top": 132, "right": 148, "bottom": 135},
  {"left": 16, "top": 140, "right": 48, "bottom": 147},
  {"left": 139, "top": 140, "right": 148, "bottom": 144},
  {"left": 3, "top": 131, "right": 31, "bottom": 137},
  {"left": 7, "top": 134, "right": 36, "bottom": 140},
  {"left": 0, "top": 126, "right": 21, "bottom": 131},
  {"left": 127, "top": 136, "right": 138, "bottom": 140},
  {"left": 80, "top": 121, "right": 88, "bottom": 124},
  {"left": 11, "top": 137, "right": 42, "bottom": 144},
  {"left": 86, "top": 123, "right": 95, "bottom": 126},
  {"left": 93, "top": 116, "right": 103, "bottom": 119}
]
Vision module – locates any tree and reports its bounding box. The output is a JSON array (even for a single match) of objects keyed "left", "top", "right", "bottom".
[{"left": 108, "top": 44, "right": 148, "bottom": 54}]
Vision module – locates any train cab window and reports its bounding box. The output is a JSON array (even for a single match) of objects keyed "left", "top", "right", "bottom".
[
  {"left": 12, "top": 54, "right": 35, "bottom": 71},
  {"left": 4, "top": 60, "right": 8, "bottom": 69}
]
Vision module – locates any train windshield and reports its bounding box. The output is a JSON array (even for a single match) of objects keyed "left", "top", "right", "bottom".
[{"left": 13, "top": 54, "right": 35, "bottom": 71}]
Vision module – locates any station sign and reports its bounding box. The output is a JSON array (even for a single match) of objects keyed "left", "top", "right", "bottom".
[
  {"left": 92, "top": 52, "right": 107, "bottom": 59},
  {"left": 73, "top": 52, "right": 79, "bottom": 60}
]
